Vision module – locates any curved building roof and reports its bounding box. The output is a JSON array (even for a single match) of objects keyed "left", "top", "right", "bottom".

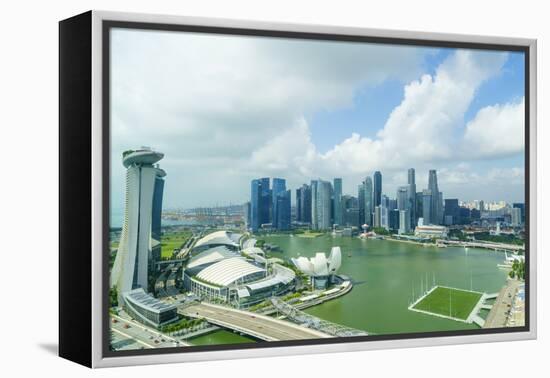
[
  {"left": 245, "top": 264, "right": 295, "bottom": 291},
  {"left": 196, "top": 257, "right": 265, "bottom": 287},
  {"left": 187, "top": 246, "right": 238, "bottom": 270},
  {"left": 194, "top": 231, "right": 241, "bottom": 249}
]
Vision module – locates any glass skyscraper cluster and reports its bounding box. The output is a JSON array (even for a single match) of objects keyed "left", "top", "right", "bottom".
[
  {"left": 250, "top": 177, "right": 291, "bottom": 232},
  {"left": 248, "top": 167, "right": 521, "bottom": 234}
]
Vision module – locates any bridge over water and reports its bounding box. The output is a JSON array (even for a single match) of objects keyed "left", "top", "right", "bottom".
[
  {"left": 179, "top": 302, "right": 332, "bottom": 341},
  {"left": 270, "top": 297, "right": 370, "bottom": 337}
]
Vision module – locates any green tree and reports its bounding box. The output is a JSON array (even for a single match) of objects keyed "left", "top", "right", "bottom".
[{"left": 109, "top": 286, "right": 118, "bottom": 307}]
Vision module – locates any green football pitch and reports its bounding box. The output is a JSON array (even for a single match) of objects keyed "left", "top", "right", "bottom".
[{"left": 413, "top": 286, "right": 483, "bottom": 320}]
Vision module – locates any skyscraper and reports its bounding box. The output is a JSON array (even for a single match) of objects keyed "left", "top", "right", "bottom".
[
  {"left": 358, "top": 183, "right": 365, "bottom": 227},
  {"left": 373, "top": 206, "right": 381, "bottom": 228},
  {"left": 364, "top": 177, "right": 373, "bottom": 227},
  {"left": 311, "top": 180, "right": 318, "bottom": 229},
  {"left": 513, "top": 203, "right": 525, "bottom": 223},
  {"left": 312, "top": 179, "right": 332, "bottom": 230},
  {"left": 250, "top": 179, "right": 261, "bottom": 232},
  {"left": 275, "top": 189, "right": 291, "bottom": 230},
  {"left": 296, "top": 187, "right": 302, "bottom": 222},
  {"left": 389, "top": 209, "right": 400, "bottom": 231},
  {"left": 333, "top": 178, "right": 343, "bottom": 227},
  {"left": 444, "top": 198, "right": 460, "bottom": 225},
  {"left": 427, "top": 170, "right": 443, "bottom": 225},
  {"left": 408, "top": 168, "right": 417, "bottom": 227},
  {"left": 511, "top": 207, "right": 522, "bottom": 226},
  {"left": 373, "top": 171, "right": 382, "bottom": 208},
  {"left": 272, "top": 178, "right": 286, "bottom": 230},
  {"left": 259, "top": 177, "right": 271, "bottom": 226},
  {"left": 422, "top": 189, "right": 432, "bottom": 225},
  {"left": 250, "top": 177, "right": 271, "bottom": 232},
  {"left": 150, "top": 167, "right": 165, "bottom": 263},
  {"left": 399, "top": 209, "right": 410, "bottom": 234},
  {"left": 397, "top": 186, "right": 409, "bottom": 212},
  {"left": 111, "top": 148, "right": 166, "bottom": 297},
  {"left": 302, "top": 184, "right": 312, "bottom": 224}
]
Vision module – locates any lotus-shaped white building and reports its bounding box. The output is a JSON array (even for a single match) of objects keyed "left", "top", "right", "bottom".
[{"left": 291, "top": 247, "right": 342, "bottom": 289}]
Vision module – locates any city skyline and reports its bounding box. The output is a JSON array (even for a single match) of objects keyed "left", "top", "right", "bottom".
[{"left": 110, "top": 29, "right": 525, "bottom": 212}]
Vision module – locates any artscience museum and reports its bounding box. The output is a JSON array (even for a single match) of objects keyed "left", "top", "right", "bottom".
[{"left": 291, "top": 247, "right": 342, "bottom": 290}]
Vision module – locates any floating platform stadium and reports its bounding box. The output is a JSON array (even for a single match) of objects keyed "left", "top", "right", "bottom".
[{"left": 409, "top": 285, "right": 492, "bottom": 326}]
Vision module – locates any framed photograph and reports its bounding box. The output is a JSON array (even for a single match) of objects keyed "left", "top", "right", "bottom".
[{"left": 59, "top": 10, "right": 537, "bottom": 368}]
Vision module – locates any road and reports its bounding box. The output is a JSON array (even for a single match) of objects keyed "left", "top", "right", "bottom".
[
  {"left": 110, "top": 314, "right": 190, "bottom": 351},
  {"left": 179, "top": 303, "right": 331, "bottom": 341}
]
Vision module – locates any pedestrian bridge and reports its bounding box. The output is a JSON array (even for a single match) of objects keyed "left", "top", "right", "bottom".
[
  {"left": 179, "top": 302, "right": 331, "bottom": 341},
  {"left": 270, "top": 297, "right": 370, "bottom": 337}
]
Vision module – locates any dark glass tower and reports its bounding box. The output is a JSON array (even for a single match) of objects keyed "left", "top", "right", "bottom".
[
  {"left": 333, "top": 178, "right": 343, "bottom": 226},
  {"left": 373, "top": 171, "right": 382, "bottom": 208},
  {"left": 275, "top": 190, "right": 291, "bottom": 230},
  {"left": 272, "top": 178, "right": 286, "bottom": 229}
]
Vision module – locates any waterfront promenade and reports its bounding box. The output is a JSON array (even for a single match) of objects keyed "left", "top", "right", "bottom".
[{"left": 484, "top": 279, "right": 523, "bottom": 328}]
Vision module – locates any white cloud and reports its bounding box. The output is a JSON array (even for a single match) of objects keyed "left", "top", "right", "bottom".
[
  {"left": 463, "top": 98, "right": 525, "bottom": 158},
  {"left": 248, "top": 50, "right": 511, "bottom": 183},
  {"left": 110, "top": 29, "right": 524, "bottom": 209},
  {"left": 110, "top": 28, "right": 427, "bottom": 207}
]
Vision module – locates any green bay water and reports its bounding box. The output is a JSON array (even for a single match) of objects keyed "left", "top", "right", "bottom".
[{"left": 188, "top": 234, "right": 507, "bottom": 345}]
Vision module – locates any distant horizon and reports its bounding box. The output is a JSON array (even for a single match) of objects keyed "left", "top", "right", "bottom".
[{"left": 110, "top": 29, "right": 525, "bottom": 213}]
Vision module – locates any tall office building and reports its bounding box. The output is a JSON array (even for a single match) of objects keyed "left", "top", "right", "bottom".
[
  {"left": 259, "top": 177, "right": 271, "bottom": 226},
  {"left": 312, "top": 179, "right": 332, "bottom": 230},
  {"left": 250, "top": 180, "right": 261, "bottom": 232},
  {"left": 380, "top": 205, "right": 389, "bottom": 230},
  {"left": 389, "top": 209, "right": 400, "bottom": 231},
  {"left": 358, "top": 183, "right": 365, "bottom": 227},
  {"left": 111, "top": 148, "right": 166, "bottom": 297},
  {"left": 513, "top": 203, "right": 525, "bottom": 223},
  {"left": 408, "top": 168, "right": 417, "bottom": 227},
  {"left": 296, "top": 184, "right": 312, "bottom": 223},
  {"left": 333, "top": 178, "right": 343, "bottom": 227},
  {"left": 272, "top": 178, "right": 286, "bottom": 229},
  {"left": 296, "top": 187, "right": 302, "bottom": 222},
  {"left": 422, "top": 189, "right": 433, "bottom": 225},
  {"left": 275, "top": 189, "right": 291, "bottom": 230},
  {"left": 310, "top": 180, "right": 319, "bottom": 229},
  {"left": 427, "top": 170, "right": 443, "bottom": 225},
  {"left": 373, "top": 206, "right": 381, "bottom": 228},
  {"left": 373, "top": 171, "right": 382, "bottom": 208},
  {"left": 397, "top": 186, "right": 409, "bottom": 212},
  {"left": 364, "top": 177, "right": 373, "bottom": 227},
  {"left": 302, "top": 184, "right": 312, "bottom": 223},
  {"left": 444, "top": 198, "right": 460, "bottom": 225},
  {"left": 250, "top": 177, "right": 271, "bottom": 232},
  {"left": 399, "top": 209, "right": 410, "bottom": 234},
  {"left": 511, "top": 207, "right": 522, "bottom": 226}
]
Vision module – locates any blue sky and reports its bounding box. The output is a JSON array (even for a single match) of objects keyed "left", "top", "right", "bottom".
[
  {"left": 110, "top": 29, "right": 526, "bottom": 212},
  {"left": 308, "top": 50, "right": 524, "bottom": 154}
]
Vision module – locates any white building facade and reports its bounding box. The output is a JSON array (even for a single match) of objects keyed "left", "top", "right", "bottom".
[{"left": 111, "top": 148, "right": 166, "bottom": 298}]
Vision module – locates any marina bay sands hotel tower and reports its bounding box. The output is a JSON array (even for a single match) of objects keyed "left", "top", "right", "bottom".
[{"left": 111, "top": 147, "right": 166, "bottom": 297}]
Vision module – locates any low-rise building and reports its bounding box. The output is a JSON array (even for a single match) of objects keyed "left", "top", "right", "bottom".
[
  {"left": 414, "top": 225, "right": 448, "bottom": 238},
  {"left": 122, "top": 288, "right": 178, "bottom": 329}
]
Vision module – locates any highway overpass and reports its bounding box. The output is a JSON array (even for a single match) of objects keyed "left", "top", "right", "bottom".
[{"left": 179, "top": 302, "right": 332, "bottom": 341}]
